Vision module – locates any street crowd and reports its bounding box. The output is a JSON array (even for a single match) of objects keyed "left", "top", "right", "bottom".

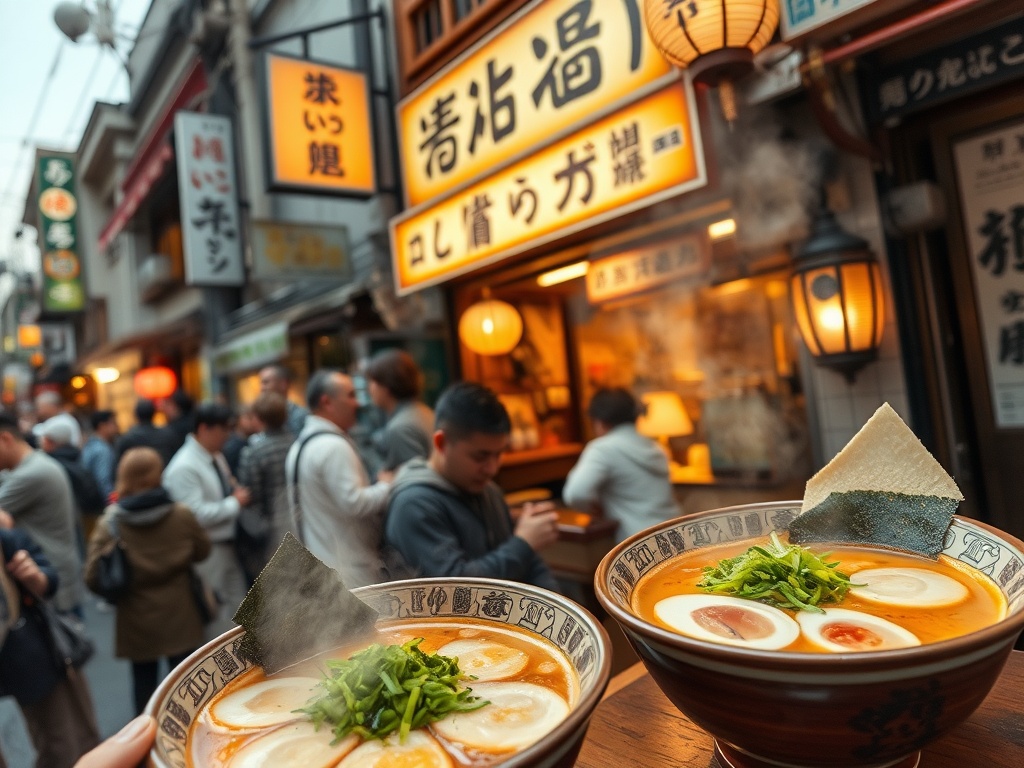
[{"left": 0, "top": 351, "right": 680, "bottom": 767}]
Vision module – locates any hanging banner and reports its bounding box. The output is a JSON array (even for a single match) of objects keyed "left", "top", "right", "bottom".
[
  {"left": 391, "top": 81, "right": 705, "bottom": 295},
  {"left": 263, "top": 52, "right": 376, "bottom": 197},
  {"left": 953, "top": 119, "right": 1024, "bottom": 427},
  {"left": 397, "top": 0, "right": 675, "bottom": 207},
  {"left": 174, "top": 112, "right": 245, "bottom": 286},
  {"left": 36, "top": 153, "right": 85, "bottom": 312}
]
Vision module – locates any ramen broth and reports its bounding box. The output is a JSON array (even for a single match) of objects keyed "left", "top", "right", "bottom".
[
  {"left": 189, "top": 618, "right": 577, "bottom": 767},
  {"left": 632, "top": 537, "right": 1006, "bottom": 652}
]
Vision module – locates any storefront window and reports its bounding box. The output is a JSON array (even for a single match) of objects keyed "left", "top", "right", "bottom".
[{"left": 456, "top": 233, "right": 811, "bottom": 486}]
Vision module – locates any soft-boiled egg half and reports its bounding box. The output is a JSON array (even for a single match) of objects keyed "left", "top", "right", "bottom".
[
  {"left": 849, "top": 567, "right": 969, "bottom": 608},
  {"left": 435, "top": 638, "right": 529, "bottom": 681},
  {"left": 209, "top": 676, "right": 321, "bottom": 730},
  {"left": 653, "top": 594, "right": 801, "bottom": 650},
  {"left": 337, "top": 730, "right": 453, "bottom": 768},
  {"left": 228, "top": 722, "right": 358, "bottom": 768},
  {"left": 430, "top": 681, "right": 569, "bottom": 753},
  {"left": 797, "top": 607, "right": 920, "bottom": 652}
]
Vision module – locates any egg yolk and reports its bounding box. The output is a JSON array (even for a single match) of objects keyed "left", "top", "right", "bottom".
[
  {"left": 693, "top": 606, "right": 774, "bottom": 640},
  {"left": 821, "top": 622, "right": 883, "bottom": 650}
]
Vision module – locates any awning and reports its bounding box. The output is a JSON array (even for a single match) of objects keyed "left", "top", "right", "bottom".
[{"left": 95, "top": 59, "right": 207, "bottom": 252}]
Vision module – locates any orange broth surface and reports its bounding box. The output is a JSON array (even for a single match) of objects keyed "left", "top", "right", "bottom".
[
  {"left": 188, "top": 618, "right": 577, "bottom": 767},
  {"left": 631, "top": 537, "right": 1007, "bottom": 652}
]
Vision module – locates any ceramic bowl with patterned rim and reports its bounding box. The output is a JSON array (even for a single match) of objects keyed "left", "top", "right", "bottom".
[
  {"left": 145, "top": 576, "right": 611, "bottom": 768},
  {"left": 594, "top": 502, "right": 1024, "bottom": 768}
]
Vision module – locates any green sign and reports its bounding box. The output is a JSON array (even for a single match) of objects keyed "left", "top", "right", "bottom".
[{"left": 36, "top": 154, "right": 85, "bottom": 312}]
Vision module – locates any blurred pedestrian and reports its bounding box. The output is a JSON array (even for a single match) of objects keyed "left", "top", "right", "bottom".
[
  {"left": 563, "top": 388, "right": 679, "bottom": 543},
  {"left": 39, "top": 420, "right": 107, "bottom": 556},
  {"left": 114, "top": 400, "right": 174, "bottom": 472},
  {"left": 236, "top": 392, "right": 295, "bottom": 584},
  {"left": 222, "top": 403, "right": 259, "bottom": 478},
  {"left": 0, "top": 411, "right": 85, "bottom": 617},
  {"left": 366, "top": 349, "right": 434, "bottom": 474},
  {"left": 286, "top": 371, "right": 391, "bottom": 588},
  {"left": 1, "top": 523, "right": 100, "bottom": 767},
  {"left": 85, "top": 447, "right": 211, "bottom": 715},
  {"left": 32, "top": 391, "right": 83, "bottom": 449},
  {"left": 259, "top": 365, "right": 308, "bottom": 435},
  {"left": 81, "top": 410, "right": 118, "bottom": 503},
  {"left": 385, "top": 382, "right": 559, "bottom": 590},
  {"left": 160, "top": 390, "right": 195, "bottom": 458},
  {"left": 163, "top": 404, "right": 250, "bottom": 639}
]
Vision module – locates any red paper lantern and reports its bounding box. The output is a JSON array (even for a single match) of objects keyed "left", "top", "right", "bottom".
[{"left": 134, "top": 366, "right": 178, "bottom": 400}]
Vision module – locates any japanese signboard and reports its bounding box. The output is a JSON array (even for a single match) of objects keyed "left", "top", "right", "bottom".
[
  {"left": 174, "top": 112, "right": 244, "bottom": 286},
  {"left": 586, "top": 233, "right": 708, "bottom": 303},
  {"left": 250, "top": 220, "right": 353, "bottom": 283},
  {"left": 212, "top": 322, "right": 289, "bottom": 375},
  {"left": 398, "top": 0, "right": 675, "bottom": 207},
  {"left": 868, "top": 16, "right": 1024, "bottom": 124},
  {"left": 391, "top": 81, "right": 705, "bottom": 295},
  {"left": 953, "top": 119, "right": 1024, "bottom": 427},
  {"left": 263, "top": 53, "right": 376, "bottom": 197},
  {"left": 36, "top": 153, "right": 85, "bottom": 312},
  {"left": 781, "top": 0, "right": 873, "bottom": 40}
]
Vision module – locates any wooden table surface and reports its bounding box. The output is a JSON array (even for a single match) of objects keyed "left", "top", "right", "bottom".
[{"left": 575, "top": 650, "right": 1024, "bottom": 767}]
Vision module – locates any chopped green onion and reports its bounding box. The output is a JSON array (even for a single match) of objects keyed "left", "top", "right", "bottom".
[
  {"left": 697, "top": 531, "right": 855, "bottom": 613},
  {"left": 300, "top": 638, "right": 488, "bottom": 743}
]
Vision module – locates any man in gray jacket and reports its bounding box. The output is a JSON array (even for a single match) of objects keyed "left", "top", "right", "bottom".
[
  {"left": 384, "top": 382, "right": 559, "bottom": 590},
  {"left": 562, "top": 388, "right": 680, "bottom": 543}
]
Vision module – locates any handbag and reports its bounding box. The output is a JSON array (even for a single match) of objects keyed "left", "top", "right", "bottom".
[
  {"left": 189, "top": 568, "right": 220, "bottom": 625},
  {"left": 91, "top": 515, "right": 132, "bottom": 603},
  {"left": 38, "top": 600, "right": 95, "bottom": 669}
]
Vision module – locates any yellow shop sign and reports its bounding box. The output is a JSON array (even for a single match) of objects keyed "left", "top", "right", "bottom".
[
  {"left": 397, "top": 0, "right": 674, "bottom": 207},
  {"left": 391, "top": 81, "right": 705, "bottom": 295}
]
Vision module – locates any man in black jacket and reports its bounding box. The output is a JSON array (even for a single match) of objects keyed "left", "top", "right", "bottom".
[
  {"left": 384, "top": 382, "right": 560, "bottom": 590},
  {"left": 114, "top": 400, "right": 175, "bottom": 471}
]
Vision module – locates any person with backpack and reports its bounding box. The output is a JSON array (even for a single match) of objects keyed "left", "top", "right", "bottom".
[{"left": 38, "top": 419, "right": 107, "bottom": 553}]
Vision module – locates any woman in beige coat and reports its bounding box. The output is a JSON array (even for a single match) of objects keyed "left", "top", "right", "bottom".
[{"left": 85, "top": 447, "right": 211, "bottom": 714}]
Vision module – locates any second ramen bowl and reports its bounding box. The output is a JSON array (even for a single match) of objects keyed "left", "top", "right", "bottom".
[
  {"left": 594, "top": 502, "right": 1024, "bottom": 768},
  {"left": 146, "top": 576, "right": 611, "bottom": 768}
]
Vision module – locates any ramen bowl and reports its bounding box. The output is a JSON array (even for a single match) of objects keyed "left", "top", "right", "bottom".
[
  {"left": 594, "top": 502, "right": 1024, "bottom": 768},
  {"left": 146, "top": 577, "right": 610, "bottom": 768}
]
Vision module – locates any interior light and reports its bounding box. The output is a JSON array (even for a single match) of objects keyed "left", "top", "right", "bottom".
[
  {"left": 537, "top": 261, "right": 590, "bottom": 287},
  {"left": 92, "top": 367, "right": 120, "bottom": 384},
  {"left": 708, "top": 218, "right": 737, "bottom": 241}
]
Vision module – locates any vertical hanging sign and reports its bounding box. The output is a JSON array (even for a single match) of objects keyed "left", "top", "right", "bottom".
[
  {"left": 36, "top": 154, "right": 85, "bottom": 312},
  {"left": 175, "top": 112, "right": 245, "bottom": 286},
  {"left": 953, "top": 119, "right": 1024, "bottom": 427}
]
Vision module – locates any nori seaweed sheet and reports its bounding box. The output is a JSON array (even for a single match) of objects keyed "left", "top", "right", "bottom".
[
  {"left": 787, "top": 490, "right": 958, "bottom": 558},
  {"left": 233, "top": 533, "right": 379, "bottom": 673}
]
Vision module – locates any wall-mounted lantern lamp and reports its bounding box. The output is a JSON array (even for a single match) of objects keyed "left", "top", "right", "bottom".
[
  {"left": 458, "top": 289, "right": 523, "bottom": 356},
  {"left": 134, "top": 365, "right": 178, "bottom": 400},
  {"left": 790, "top": 202, "right": 885, "bottom": 384}
]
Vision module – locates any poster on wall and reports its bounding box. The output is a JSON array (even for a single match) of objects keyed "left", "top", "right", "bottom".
[
  {"left": 953, "top": 119, "right": 1024, "bottom": 427},
  {"left": 174, "top": 112, "right": 245, "bottom": 286}
]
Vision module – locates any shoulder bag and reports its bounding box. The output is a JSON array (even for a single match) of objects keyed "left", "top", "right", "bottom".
[
  {"left": 38, "top": 600, "right": 95, "bottom": 669},
  {"left": 91, "top": 515, "right": 132, "bottom": 603}
]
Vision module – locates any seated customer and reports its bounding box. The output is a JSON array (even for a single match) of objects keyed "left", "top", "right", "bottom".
[
  {"left": 384, "top": 382, "right": 560, "bottom": 590},
  {"left": 562, "top": 388, "right": 680, "bottom": 543}
]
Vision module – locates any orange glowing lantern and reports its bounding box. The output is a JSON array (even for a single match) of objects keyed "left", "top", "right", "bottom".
[
  {"left": 458, "top": 292, "right": 523, "bottom": 356},
  {"left": 134, "top": 366, "right": 178, "bottom": 400}
]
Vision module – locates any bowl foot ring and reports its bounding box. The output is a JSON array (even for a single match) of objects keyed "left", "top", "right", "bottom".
[{"left": 713, "top": 740, "right": 921, "bottom": 768}]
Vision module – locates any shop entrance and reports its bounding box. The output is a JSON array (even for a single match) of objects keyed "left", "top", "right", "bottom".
[{"left": 894, "top": 86, "right": 1024, "bottom": 540}]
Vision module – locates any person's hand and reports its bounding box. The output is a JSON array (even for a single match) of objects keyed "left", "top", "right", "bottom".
[
  {"left": 514, "top": 502, "right": 559, "bottom": 551},
  {"left": 6, "top": 549, "right": 48, "bottom": 597},
  {"left": 0, "top": 509, "right": 12, "bottom": 529},
  {"left": 74, "top": 714, "right": 156, "bottom": 768},
  {"left": 232, "top": 487, "right": 252, "bottom": 507},
  {"left": 377, "top": 468, "right": 395, "bottom": 484}
]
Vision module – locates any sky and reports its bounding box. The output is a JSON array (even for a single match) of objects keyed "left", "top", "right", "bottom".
[{"left": 0, "top": 0, "right": 154, "bottom": 270}]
